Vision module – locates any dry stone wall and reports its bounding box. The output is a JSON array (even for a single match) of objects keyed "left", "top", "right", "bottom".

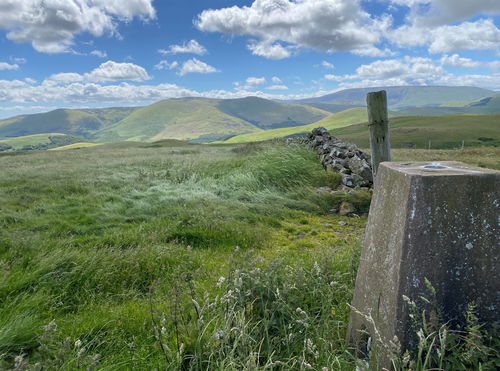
[{"left": 307, "top": 127, "right": 373, "bottom": 188}]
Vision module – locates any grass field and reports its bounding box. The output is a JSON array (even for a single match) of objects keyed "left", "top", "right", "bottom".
[
  {"left": 0, "top": 142, "right": 370, "bottom": 369},
  {"left": 48, "top": 142, "right": 101, "bottom": 151},
  {"left": 224, "top": 108, "right": 368, "bottom": 143},
  {"left": 0, "top": 142, "right": 498, "bottom": 369},
  {"left": 0, "top": 133, "right": 66, "bottom": 149},
  {"left": 334, "top": 114, "right": 500, "bottom": 149},
  {"left": 0, "top": 133, "right": 86, "bottom": 152}
]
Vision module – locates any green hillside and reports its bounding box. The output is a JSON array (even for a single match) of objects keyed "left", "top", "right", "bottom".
[
  {"left": 333, "top": 114, "right": 500, "bottom": 149},
  {"left": 48, "top": 142, "right": 101, "bottom": 151},
  {"left": 300, "top": 86, "right": 493, "bottom": 109},
  {"left": 95, "top": 98, "right": 261, "bottom": 142},
  {"left": 0, "top": 133, "right": 86, "bottom": 151},
  {"left": 96, "top": 97, "right": 329, "bottom": 143},
  {"left": 217, "top": 97, "right": 328, "bottom": 129},
  {"left": 302, "top": 102, "right": 364, "bottom": 113},
  {"left": 1, "top": 98, "right": 329, "bottom": 144},
  {"left": 224, "top": 108, "right": 368, "bottom": 143},
  {"left": 0, "top": 107, "right": 137, "bottom": 139}
]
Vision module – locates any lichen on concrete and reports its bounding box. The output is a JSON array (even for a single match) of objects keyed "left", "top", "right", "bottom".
[{"left": 347, "top": 161, "right": 500, "bottom": 369}]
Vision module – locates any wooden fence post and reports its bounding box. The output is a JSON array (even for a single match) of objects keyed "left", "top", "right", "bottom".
[{"left": 367, "top": 91, "right": 391, "bottom": 178}]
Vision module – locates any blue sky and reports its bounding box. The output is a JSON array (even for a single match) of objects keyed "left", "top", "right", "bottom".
[{"left": 0, "top": 0, "right": 499, "bottom": 118}]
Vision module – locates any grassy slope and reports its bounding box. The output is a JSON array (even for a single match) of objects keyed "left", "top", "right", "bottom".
[
  {"left": 224, "top": 108, "right": 368, "bottom": 143},
  {"left": 0, "top": 141, "right": 368, "bottom": 369},
  {"left": 1, "top": 98, "right": 329, "bottom": 144},
  {"left": 0, "top": 133, "right": 88, "bottom": 151},
  {"left": 97, "top": 97, "right": 330, "bottom": 143},
  {"left": 0, "top": 107, "right": 137, "bottom": 139},
  {"left": 95, "top": 98, "right": 261, "bottom": 143},
  {"left": 217, "top": 96, "right": 329, "bottom": 129},
  {"left": 302, "top": 102, "right": 365, "bottom": 113},
  {"left": 334, "top": 114, "right": 500, "bottom": 149},
  {"left": 48, "top": 142, "right": 101, "bottom": 151},
  {"left": 0, "top": 133, "right": 65, "bottom": 149}
]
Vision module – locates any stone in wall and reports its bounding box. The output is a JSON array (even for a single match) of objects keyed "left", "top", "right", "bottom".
[{"left": 307, "top": 127, "right": 373, "bottom": 188}]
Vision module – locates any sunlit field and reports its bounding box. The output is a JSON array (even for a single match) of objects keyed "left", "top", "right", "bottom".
[{"left": 0, "top": 142, "right": 498, "bottom": 369}]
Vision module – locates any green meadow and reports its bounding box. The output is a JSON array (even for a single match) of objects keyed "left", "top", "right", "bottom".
[
  {"left": 0, "top": 142, "right": 498, "bottom": 370},
  {"left": 224, "top": 108, "right": 368, "bottom": 143},
  {"left": 332, "top": 114, "right": 500, "bottom": 149}
]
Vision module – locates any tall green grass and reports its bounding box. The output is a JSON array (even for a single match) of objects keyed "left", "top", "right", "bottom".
[
  {"left": 0, "top": 142, "right": 497, "bottom": 369},
  {"left": 0, "top": 142, "right": 368, "bottom": 368}
]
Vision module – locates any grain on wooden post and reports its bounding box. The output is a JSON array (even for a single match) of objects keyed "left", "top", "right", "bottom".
[{"left": 367, "top": 90, "right": 391, "bottom": 177}]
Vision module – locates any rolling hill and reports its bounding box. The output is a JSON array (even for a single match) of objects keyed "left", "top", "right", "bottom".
[
  {"left": 96, "top": 97, "right": 330, "bottom": 142},
  {"left": 333, "top": 114, "right": 500, "bottom": 149},
  {"left": 299, "top": 86, "right": 494, "bottom": 109},
  {"left": 1, "top": 88, "right": 499, "bottom": 147},
  {"left": 1, "top": 97, "right": 330, "bottom": 144},
  {"left": 217, "top": 97, "right": 327, "bottom": 129},
  {"left": 224, "top": 108, "right": 368, "bottom": 143},
  {"left": 0, "top": 107, "right": 137, "bottom": 139}
]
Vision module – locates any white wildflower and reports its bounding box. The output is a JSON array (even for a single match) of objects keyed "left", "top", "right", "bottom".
[
  {"left": 43, "top": 320, "right": 57, "bottom": 332},
  {"left": 216, "top": 276, "right": 226, "bottom": 287},
  {"left": 296, "top": 307, "right": 306, "bottom": 316},
  {"left": 313, "top": 261, "right": 321, "bottom": 275},
  {"left": 222, "top": 289, "right": 235, "bottom": 303},
  {"left": 214, "top": 329, "right": 225, "bottom": 340},
  {"left": 14, "top": 355, "right": 24, "bottom": 368},
  {"left": 302, "top": 361, "right": 313, "bottom": 369}
]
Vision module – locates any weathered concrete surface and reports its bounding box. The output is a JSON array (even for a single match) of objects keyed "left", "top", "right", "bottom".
[{"left": 347, "top": 161, "right": 500, "bottom": 368}]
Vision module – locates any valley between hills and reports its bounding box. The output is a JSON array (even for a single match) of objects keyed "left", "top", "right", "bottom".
[{"left": 1, "top": 86, "right": 499, "bottom": 151}]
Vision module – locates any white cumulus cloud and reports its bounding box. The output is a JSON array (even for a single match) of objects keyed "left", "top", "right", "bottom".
[
  {"left": 178, "top": 59, "right": 218, "bottom": 76},
  {"left": 0, "top": 62, "right": 19, "bottom": 70},
  {"left": 428, "top": 20, "right": 500, "bottom": 54},
  {"left": 154, "top": 60, "right": 179, "bottom": 71},
  {"left": 323, "top": 55, "right": 500, "bottom": 90},
  {"left": 85, "top": 61, "right": 151, "bottom": 82},
  {"left": 388, "top": 1, "right": 500, "bottom": 54},
  {"left": 196, "top": 0, "right": 387, "bottom": 59},
  {"left": 247, "top": 41, "right": 292, "bottom": 59},
  {"left": 159, "top": 40, "right": 207, "bottom": 55},
  {"left": 44, "top": 73, "right": 84, "bottom": 84},
  {"left": 325, "top": 57, "right": 447, "bottom": 85},
  {"left": 0, "top": 0, "right": 155, "bottom": 53},
  {"left": 440, "top": 54, "right": 482, "bottom": 68},
  {"left": 246, "top": 77, "right": 267, "bottom": 86}
]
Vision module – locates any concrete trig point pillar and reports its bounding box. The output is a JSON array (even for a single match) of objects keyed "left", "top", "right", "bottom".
[{"left": 347, "top": 161, "right": 499, "bottom": 368}]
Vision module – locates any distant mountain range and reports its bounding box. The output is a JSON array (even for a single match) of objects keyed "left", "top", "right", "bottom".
[
  {"left": 296, "top": 86, "right": 495, "bottom": 109},
  {"left": 0, "top": 97, "right": 328, "bottom": 143},
  {"left": 1, "top": 86, "right": 499, "bottom": 149}
]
